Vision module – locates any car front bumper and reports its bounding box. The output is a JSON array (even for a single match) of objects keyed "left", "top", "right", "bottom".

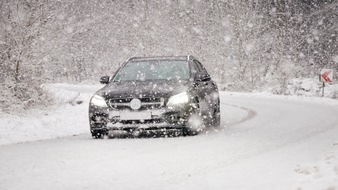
[{"left": 89, "top": 104, "right": 196, "bottom": 136}]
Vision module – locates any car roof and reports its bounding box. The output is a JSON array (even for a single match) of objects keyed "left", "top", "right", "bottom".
[{"left": 127, "top": 55, "right": 196, "bottom": 62}]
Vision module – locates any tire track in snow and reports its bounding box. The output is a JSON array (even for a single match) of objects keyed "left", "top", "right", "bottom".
[{"left": 220, "top": 103, "right": 257, "bottom": 126}]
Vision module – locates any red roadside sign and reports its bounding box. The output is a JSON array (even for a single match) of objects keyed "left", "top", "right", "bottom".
[{"left": 320, "top": 69, "right": 333, "bottom": 83}]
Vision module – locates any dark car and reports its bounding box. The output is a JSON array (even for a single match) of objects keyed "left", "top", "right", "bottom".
[{"left": 89, "top": 55, "right": 220, "bottom": 138}]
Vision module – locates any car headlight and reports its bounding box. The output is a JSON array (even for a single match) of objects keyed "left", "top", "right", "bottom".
[
  {"left": 167, "top": 92, "right": 190, "bottom": 107},
  {"left": 90, "top": 95, "right": 108, "bottom": 108}
]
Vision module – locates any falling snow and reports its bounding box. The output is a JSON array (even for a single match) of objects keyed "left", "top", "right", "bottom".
[{"left": 0, "top": 1, "right": 338, "bottom": 189}]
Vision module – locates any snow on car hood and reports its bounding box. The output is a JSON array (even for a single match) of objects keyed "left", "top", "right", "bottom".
[{"left": 96, "top": 80, "right": 190, "bottom": 99}]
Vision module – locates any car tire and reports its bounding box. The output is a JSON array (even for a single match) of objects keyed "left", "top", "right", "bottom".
[
  {"left": 183, "top": 127, "right": 199, "bottom": 136},
  {"left": 184, "top": 101, "right": 205, "bottom": 136},
  {"left": 91, "top": 128, "right": 108, "bottom": 139},
  {"left": 92, "top": 132, "right": 104, "bottom": 139},
  {"left": 213, "top": 98, "right": 221, "bottom": 128}
]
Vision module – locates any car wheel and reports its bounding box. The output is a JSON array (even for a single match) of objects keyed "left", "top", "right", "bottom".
[
  {"left": 92, "top": 132, "right": 104, "bottom": 139},
  {"left": 183, "top": 127, "right": 198, "bottom": 136},
  {"left": 91, "top": 128, "right": 108, "bottom": 139},
  {"left": 184, "top": 102, "right": 205, "bottom": 136},
  {"left": 213, "top": 98, "right": 221, "bottom": 128}
]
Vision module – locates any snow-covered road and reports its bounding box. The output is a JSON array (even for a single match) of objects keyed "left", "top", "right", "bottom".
[{"left": 1, "top": 86, "right": 338, "bottom": 190}]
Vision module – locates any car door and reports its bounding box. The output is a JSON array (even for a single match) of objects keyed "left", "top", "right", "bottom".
[{"left": 192, "top": 60, "right": 216, "bottom": 117}]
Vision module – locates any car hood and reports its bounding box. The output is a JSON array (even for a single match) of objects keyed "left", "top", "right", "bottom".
[{"left": 96, "top": 80, "right": 190, "bottom": 99}]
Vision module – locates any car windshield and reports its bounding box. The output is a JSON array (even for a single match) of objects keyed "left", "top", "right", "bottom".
[{"left": 112, "top": 60, "right": 190, "bottom": 82}]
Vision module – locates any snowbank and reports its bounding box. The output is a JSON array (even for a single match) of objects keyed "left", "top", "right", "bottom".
[
  {"left": 220, "top": 90, "right": 338, "bottom": 107},
  {"left": 267, "top": 78, "right": 338, "bottom": 99},
  {"left": 220, "top": 78, "right": 338, "bottom": 100},
  {"left": 0, "top": 83, "right": 102, "bottom": 146}
]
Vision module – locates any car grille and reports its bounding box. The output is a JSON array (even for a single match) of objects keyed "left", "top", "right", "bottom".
[{"left": 108, "top": 97, "right": 164, "bottom": 110}]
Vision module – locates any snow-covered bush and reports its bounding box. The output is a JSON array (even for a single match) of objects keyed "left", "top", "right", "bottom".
[
  {"left": 266, "top": 78, "right": 338, "bottom": 99},
  {"left": 0, "top": 81, "right": 52, "bottom": 113}
]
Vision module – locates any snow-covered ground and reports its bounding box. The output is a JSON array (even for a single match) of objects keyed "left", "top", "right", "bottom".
[
  {"left": 0, "top": 83, "right": 338, "bottom": 189},
  {"left": 0, "top": 83, "right": 103, "bottom": 145}
]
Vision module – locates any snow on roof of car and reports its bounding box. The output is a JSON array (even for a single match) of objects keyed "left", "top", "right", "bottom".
[{"left": 127, "top": 55, "right": 196, "bottom": 62}]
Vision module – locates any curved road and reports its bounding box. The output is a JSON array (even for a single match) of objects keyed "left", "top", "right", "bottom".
[{"left": 1, "top": 93, "right": 338, "bottom": 190}]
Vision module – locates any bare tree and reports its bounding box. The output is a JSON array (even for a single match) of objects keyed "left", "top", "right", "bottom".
[{"left": 0, "top": 0, "right": 55, "bottom": 111}]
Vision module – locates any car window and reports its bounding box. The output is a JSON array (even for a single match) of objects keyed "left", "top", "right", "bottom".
[
  {"left": 194, "top": 60, "right": 209, "bottom": 75},
  {"left": 190, "top": 61, "right": 199, "bottom": 76},
  {"left": 112, "top": 60, "right": 190, "bottom": 82}
]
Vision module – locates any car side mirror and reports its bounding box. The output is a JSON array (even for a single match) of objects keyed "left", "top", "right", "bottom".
[
  {"left": 201, "top": 75, "right": 211, "bottom": 82},
  {"left": 100, "top": 76, "right": 110, "bottom": 84},
  {"left": 195, "top": 74, "right": 211, "bottom": 82}
]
